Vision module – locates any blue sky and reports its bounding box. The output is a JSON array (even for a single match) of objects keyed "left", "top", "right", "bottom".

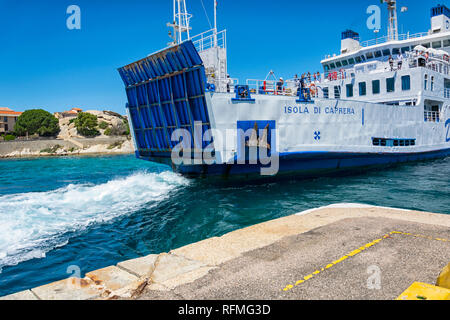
[{"left": 0, "top": 0, "right": 441, "bottom": 114}]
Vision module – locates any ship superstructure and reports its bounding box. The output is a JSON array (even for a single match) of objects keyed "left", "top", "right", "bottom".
[{"left": 118, "top": 1, "right": 450, "bottom": 178}]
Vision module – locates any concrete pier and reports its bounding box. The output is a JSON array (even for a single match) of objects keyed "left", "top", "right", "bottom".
[{"left": 1, "top": 204, "right": 449, "bottom": 300}]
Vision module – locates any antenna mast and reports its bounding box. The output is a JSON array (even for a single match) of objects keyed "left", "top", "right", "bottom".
[
  {"left": 383, "top": 0, "right": 399, "bottom": 41},
  {"left": 167, "top": 0, "right": 192, "bottom": 46},
  {"left": 214, "top": 0, "right": 218, "bottom": 47}
]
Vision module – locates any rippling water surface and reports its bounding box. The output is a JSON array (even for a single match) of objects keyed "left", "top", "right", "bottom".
[{"left": 0, "top": 154, "right": 448, "bottom": 296}]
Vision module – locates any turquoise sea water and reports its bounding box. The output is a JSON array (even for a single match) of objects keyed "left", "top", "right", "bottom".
[{"left": 0, "top": 154, "right": 448, "bottom": 296}]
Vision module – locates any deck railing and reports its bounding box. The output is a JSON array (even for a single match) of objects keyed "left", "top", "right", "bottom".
[
  {"left": 359, "top": 32, "right": 430, "bottom": 48},
  {"left": 192, "top": 29, "right": 226, "bottom": 53},
  {"left": 209, "top": 78, "right": 238, "bottom": 93},
  {"left": 321, "top": 53, "right": 450, "bottom": 83},
  {"left": 230, "top": 54, "right": 449, "bottom": 97},
  {"left": 246, "top": 79, "right": 300, "bottom": 96}
]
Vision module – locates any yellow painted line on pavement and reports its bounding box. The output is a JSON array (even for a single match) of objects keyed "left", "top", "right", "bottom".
[
  {"left": 392, "top": 231, "right": 450, "bottom": 243},
  {"left": 282, "top": 231, "right": 450, "bottom": 292}
]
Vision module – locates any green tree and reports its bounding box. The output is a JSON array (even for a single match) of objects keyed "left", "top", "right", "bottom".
[
  {"left": 14, "top": 109, "right": 60, "bottom": 137},
  {"left": 74, "top": 112, "right": 100, "bottom": 137}
]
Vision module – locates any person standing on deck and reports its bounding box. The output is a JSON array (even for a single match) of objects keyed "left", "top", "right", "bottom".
[
  {"left": 226, "top": 74, "right": 232, "bottom": 93},
  {"left": 389, "top": 55, "right": 394, "bottom": 71},
  {"left": 300, "top": 74, "right": 306, "bottom": 96},
  {"left": 277, "top": 77, "right": 284, "bottom": 94},
  {"left": 397, "top": 53, "right": 403, "bottom": 70},
  {"left": 294, "top": 74, "right": 300, "bottom": 93}
]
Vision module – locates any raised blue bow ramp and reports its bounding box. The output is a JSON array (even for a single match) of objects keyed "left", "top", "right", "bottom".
[{"left": 118, "top": 41, "right": 212, "bottom": 161}]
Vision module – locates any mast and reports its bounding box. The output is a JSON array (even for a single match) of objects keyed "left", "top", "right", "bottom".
[
  {"left": 214, "top": 0, "right": 218, "bottom": 47},
  {"left": 167, "top": 0, "right": 192, "bottom": 45},
  {"left": 383, "top": 0, "right": 399, "bottom": 41}
]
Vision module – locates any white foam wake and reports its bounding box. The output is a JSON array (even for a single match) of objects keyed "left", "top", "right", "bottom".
[{"left": 0, "top": 171, "right": 189, "bottom": 271}]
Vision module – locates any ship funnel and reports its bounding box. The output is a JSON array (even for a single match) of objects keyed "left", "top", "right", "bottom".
[
  {"left": 430, "top": 4, "right": 450, "bottom": 34},
  {"left": 341, "top": 30, "right": 360, "bottom": 54}
]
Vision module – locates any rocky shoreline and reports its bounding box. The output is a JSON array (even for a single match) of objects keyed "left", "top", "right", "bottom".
[
  {"left": 0, "top": 138, "right": 135, "bottom": 159},
  {"left": 0, "top": 110, "right": 135, "bottom": 159}
]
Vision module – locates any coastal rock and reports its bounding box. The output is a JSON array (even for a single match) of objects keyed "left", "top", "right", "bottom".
[
  {"left": 57, "top": 110, "right": 129, "bottom": 140},
  {"left": 0, "top": 138, "right": 134, "bottom": 158}
]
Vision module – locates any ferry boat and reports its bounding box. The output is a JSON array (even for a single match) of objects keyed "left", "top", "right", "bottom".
[{"left": 118, "top": 1, "right": 450, "bottom": 178}]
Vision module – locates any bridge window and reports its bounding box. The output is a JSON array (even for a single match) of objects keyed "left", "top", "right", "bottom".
[
  {"left": 366, "top": 52, "right": 374, "bottom": 59},
  {"left": 392, "top": 48, "right": 400, "bottom": 55},
  {"left": 401, "top": 46, "right": 410, "bottom": 54},
  {"left": 342, "top": 60, "right": 349, "bottom": 66},
  {"left": 422, "top": 43, "right": 430, "bottom": 48},
  {"left": 348, "top": 58, "right": 355, "bottom": 65},
  {"left": 382, "top": 49, "right": 391, "bottom": 56},
  {"left": 372, "top": 80, "right": 380, "bottom": 94},
  {"left": 336, "top": 61, "right": 342, "bottom": 68},
  {"left": 334, "top": 86, "right": 340, "bottom": 99},
  {"left": 401, "top": 75, "right": 411, "bottom": 91},
  {"left": 374, "top": 51, "right": 382, "bottom": 58},
  {"left": 444, "top": 39, "right": 450, "bottom": 47},
  {"left": 330, "top": 63, "right": 336, "bottom": 69},
  {"left": 355, "top": 56, "right": 362, "bottom": 63},
  {"left": 386, "top": 77, "right": 395, "bottom": 93},
  {"left": 346, "top": 84, "right": 354, "bottom": 97},
  {"left": 359, "top": 82, "right": 367, "bottom": 96},
  {"left": 432, "top": 41, "right": 442, "bottom": 48}
]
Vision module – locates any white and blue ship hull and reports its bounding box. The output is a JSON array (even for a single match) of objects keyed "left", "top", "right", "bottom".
[{"left": 119, "top": 41, "right": 450, "bottom": 179}]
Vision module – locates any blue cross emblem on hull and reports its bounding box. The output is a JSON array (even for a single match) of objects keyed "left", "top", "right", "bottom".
[{"left": 314, "top": 131, "right": 321, "bottom": 141}]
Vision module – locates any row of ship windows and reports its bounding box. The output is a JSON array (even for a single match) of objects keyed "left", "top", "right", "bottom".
[
  {"left": 323, "top": 75, "right": 411, "bottom": 98},
  {"left": 324, "top": 39, "right": 450, "bottom": 71},
  {"left": 372, "top": 138, "right": 416, "bottom": 147}
]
